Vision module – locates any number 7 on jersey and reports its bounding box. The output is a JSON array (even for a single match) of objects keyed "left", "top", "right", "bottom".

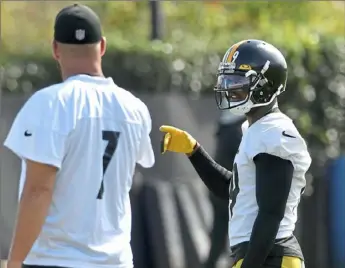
[{"left": 97, "top": 130, "right": 121, "bottom": 199}]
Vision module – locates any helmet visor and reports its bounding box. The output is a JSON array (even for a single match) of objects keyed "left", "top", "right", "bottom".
[
  {"left": 214, "top": 74, "right": 251, "bottom": 110},
  {"left": 215, "top": 74, "right": 251, "bottom": 91}
]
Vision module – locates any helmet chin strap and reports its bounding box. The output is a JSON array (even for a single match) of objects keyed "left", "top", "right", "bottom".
[{"left": 229, "top": 99, "right": 254, "bottom": 115}]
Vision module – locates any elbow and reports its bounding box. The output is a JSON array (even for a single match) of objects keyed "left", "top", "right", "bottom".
[{"left": 21, "top": 185, "right": 53, "bottom": 201}]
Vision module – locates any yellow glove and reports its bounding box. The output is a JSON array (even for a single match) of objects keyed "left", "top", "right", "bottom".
[{"left": 159, "top": 125, "right": 197, "bottom": 154}]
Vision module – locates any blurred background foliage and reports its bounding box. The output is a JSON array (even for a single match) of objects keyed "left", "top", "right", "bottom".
[
  {"left": 1, "top": 1, "right": 344, "bottom": 53},
  {"left": 1, "top": 1, "right": 345, "bottom": 168}
]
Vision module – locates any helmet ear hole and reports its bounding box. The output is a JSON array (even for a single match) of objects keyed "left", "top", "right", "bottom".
[
  {"left": 252, "top": 86, "right": 273, "bottom": 104},
  {"left": 252, "top": 89, "right": 265, "bottom": 103}
]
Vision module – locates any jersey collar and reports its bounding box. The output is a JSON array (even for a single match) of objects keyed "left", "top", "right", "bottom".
[{"left": 65, "top": 74, "right": 114, "bottom": 84}]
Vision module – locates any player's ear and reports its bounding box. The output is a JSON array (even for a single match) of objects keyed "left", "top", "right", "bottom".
[
  {"left": 100, "top": 36, "right": 106, "bottom": 57},
  {"left": 52, "top": 40, "right": 59, "bottom": 60}
]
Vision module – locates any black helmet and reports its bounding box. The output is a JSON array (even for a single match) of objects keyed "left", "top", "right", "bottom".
[{"left": 214, "top": 39, "right": 288, "bottom": 115}]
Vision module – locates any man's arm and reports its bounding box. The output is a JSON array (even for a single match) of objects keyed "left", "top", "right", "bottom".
[
  {"left": 188, "top": 145, "right": 232, "bottom": 200},
  {"left": 240, "top": 153, "right": 294, "bottom": 268},
  {"left": 8, "top": 160, "right": 57, "bottom": 266},
  {"left": 159, "top": 125, "right": 231, "bottom": 199},
  {"left": 3, "top": 92, "right": 67, "bottom": 267}
]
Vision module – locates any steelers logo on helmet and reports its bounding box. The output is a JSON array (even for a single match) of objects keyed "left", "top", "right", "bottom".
[{"left": 214, "top": 39, "right": 287, "bottom": 115}]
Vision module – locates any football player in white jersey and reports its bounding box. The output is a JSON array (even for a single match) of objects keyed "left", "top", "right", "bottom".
[
  {"left": 4, "top": 4, "right": 154, "bottom": 268},
  {"left": 160, "top": 40, "right": 311, "bottom": 268}
]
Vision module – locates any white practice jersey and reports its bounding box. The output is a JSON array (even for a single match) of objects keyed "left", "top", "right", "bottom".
[
  {"left": 229, "top": 112, "right": 311, "bottom": 247},
  {"left": 4, "top": 74, "right": 155, "bottom": 268}
]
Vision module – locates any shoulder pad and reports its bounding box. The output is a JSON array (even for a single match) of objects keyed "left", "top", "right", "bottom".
[{"left": 245, "top": 119, "right": 311, "bottom": 172}]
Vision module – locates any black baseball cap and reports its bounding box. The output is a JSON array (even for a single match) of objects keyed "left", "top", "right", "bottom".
[{"left": 54, "top": 4, "right": 102, "bottom": 44}]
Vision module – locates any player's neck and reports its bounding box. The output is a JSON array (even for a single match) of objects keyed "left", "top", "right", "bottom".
[
  {"left": 247, "top": 110, "right": 266, "bottom": 126},
  {"left": 60, "top": 64, "right": 104, "bottom": 81},
  {"left": 247, "top": 101, "right": 279, "bottom": 126}
]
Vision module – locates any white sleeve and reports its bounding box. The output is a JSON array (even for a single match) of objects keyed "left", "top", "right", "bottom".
[
  {"left": 136, "top": 103, "right": 155, "bottom": 168},
  {"left": 248, "top": 126, "right": 311, "bottom": 172},
  {"left": 3, "top": 93, "right": 68, "bottom": 169}
]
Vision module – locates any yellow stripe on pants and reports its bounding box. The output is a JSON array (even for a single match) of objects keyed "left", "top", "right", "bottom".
[
  {"left": 281, "top": 256, "right": 304, "bottom": 268},
  {"left": 232, "top": 256, "right": 303, "bottom": 268}
]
